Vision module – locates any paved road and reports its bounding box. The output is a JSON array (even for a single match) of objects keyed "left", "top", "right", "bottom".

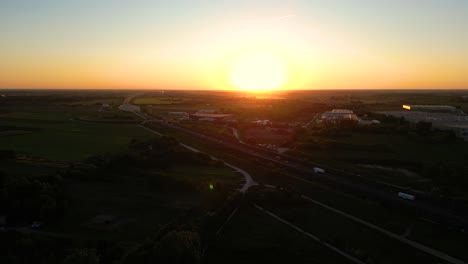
[
  {"left": 122, "top": 93, "right": 467, "bottom": 264},
  {"left": 129, "top": 94, "right": 468, "bottom": 231},
  {"left": 300, "top": 195, "right": 468, "bottom": 264},
  {"left": 119, "top": 93, "right": 146, "bottom": 119},
  {"left": 254, "top": 204, "right": 367, "bottom": 264},
  {"left": 133, "top": 107, "right": 257, "bottom": 193},
  {"left": 224, "top": 163, "right": 257, "bottom": 193},
  {"left": 229, "top": 127, "right": 245, "bottom": 144},
  {"left": 160, "top": 121, "right": 468, "bottom": 230}
]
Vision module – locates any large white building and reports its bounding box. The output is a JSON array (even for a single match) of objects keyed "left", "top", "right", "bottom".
[
  {"left": 403, "top": 104, "right": 456, "bottom": 112},
  {"left": 379, "top": 111, "right": 468, "bottom": 141}
]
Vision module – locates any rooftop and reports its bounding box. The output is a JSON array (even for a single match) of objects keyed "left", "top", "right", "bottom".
[
  {"left": 402, "top": 104, "right": 456, "bottom": 111},
  {"left": 191, "top": 113, "right": 233, "bottom": 118},
  {"left": 331, "top": 109, "right": 354, "bottom": 114}
]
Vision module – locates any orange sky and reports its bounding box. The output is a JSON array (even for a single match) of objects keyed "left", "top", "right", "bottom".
[{"left": 1, "top": 1, "right": 467, "bottom": 90}]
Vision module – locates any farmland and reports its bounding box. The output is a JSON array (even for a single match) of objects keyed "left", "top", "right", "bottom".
[
  {"left": 205, "top": 204, "right": 352, "bottom": 264},
  {"left": 133, "top": 97, "right": 192, "bottom": 105},
  {"left": 0, "top": 90, "right": 251, "bottom": 264},
  {"left": 0, "top": 109, "right": 152, "bottom": 160},
  {"left": 2, "top": 89, "right": 468, "bottom": 264}
]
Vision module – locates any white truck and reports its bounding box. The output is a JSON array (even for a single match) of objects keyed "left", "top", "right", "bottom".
[
  {"left": 398, "top": 192, "right": 415, "bottom": 201},
  {"left": 313, "top": 167, "right": 326, "bottom": 173}
]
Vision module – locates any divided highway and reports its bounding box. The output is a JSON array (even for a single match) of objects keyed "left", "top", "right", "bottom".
[
  {"left": 120, "top": 94, "right": 468, "bottom": 264},
  {"left": 160, "top": 121, "right": 468, "bottom": 230},
  {"left": 120, "top": 93, "right": 468, "bottom": 230}
]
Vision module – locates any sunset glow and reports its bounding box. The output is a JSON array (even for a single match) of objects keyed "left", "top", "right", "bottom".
[
  {"left": 0, "top": 1, "right": 467, "bottom": 90},
  {"left": 229, "top": 52, "right": 287, "bottom": 91}
]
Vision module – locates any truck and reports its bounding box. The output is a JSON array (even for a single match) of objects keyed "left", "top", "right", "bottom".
[
  {"left": 313, "top": 167, "right": 326, "bottom": 173},
  {"left": 398, "top": 192, "right": 415, "bottom": 201}
]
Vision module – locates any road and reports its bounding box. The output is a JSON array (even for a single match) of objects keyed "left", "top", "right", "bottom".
[
  {"left": 124, "top": 94, "right": 468, "bottom": 229},
  {"left": 229, "top": 127, "right": 245, "bottom": 144},
  {"left": 119, "top": 93, "right": 147, "bottom": 119},
  {"left": 121, "top": 93, "right": 467, "bottom": 264},
  {"left": 300, "top": 195, "right": 468, "bottom": 264},
  {"left": 138, "top": 120, "right": 257, "bottom": 193},
  {"left": 254, "top": 204, "right": 367, "bottom": 264},
  {"left": 156, "top": 121, "right": 468, "bottom": 230}
]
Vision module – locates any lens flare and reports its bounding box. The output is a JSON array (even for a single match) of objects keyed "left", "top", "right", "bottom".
[{"left": 230, "top": 52, "right": 287, "bottom": 91}]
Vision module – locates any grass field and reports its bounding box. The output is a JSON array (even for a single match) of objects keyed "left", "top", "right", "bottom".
[
  {"left": 291, "top": 131, "right": 468, "bottom": 190},
  {"left": 59, "top": 98, "right": 123, "bottom": 106},
  {"left": 205, "top": 204, "right": 352, "bottom": 264},
  {"left": 296, "top": 133, "right": 468, "bottom": 164},
  {"left": 0, "top": 159, "right": 64, "bottom": 176},
  {"left": 47, "top": 165, "right": 242, "bottom": 241},
  {"left": 78, "top": 108, "right": 142, "bottom": 122},
  {"left": 257, "top": 194, "right": 451, "bottom": 264},
  {"left": 52, "top": 178, "right": 197, "bottom": 240},
  {"left": 0, "top": 92, "right": 246, "bottom": 251},
  {"left": 0, "top": 107, "right": 154, "bottom": 160},
  {"left": 133, "top": 97, "right": 190, "bottom": 105},
  {"left": 149, "top": 123, "right": 468, "bottom": 261},
  {"left": 179, "top": 122, "right": 236, "bottom": 141}
]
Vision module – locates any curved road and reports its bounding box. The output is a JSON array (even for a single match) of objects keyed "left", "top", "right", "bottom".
[
  {"left": 138, "top": 123, "right": 257, "bottom": 193},
  {"left": 123, "top": 93, "right": 467, "bottom": 264}
]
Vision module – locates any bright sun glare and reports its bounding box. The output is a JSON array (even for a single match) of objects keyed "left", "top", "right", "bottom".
[{"left": 230, "top": 52, "right": 287, "bottom": 91}]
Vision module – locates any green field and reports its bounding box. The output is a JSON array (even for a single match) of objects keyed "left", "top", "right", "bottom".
[
  {"left": 47, "top": 165, "right": 241, "bottom": 241},
  {"left": 0, "top": 101, "right": 245, "bottom": 262},
  {"left": 291, "top": 130, "right": 468, "bottom": 196},
  {"left": 0, "top": 107, "right": 153, "bottom": 160},
  {"left": 149, "top": 122, "right": 468, "bottom": 262},
  {"left": 133, "top": 97, "right": 190, "bottom": 105},
  {"left": 2, "top": 89, "right": 468, "bottom": 264},
  {"left": 179, "top": 122, "right": 236, "bottom": 141},
  {"left": 254, "top": 190, "right": 454, "bottom": 264},
  {"left": 78, "top": 108, "right": 143, "bottom": 122},
  {"left": 293, "top": 132, "right": 468, "bottom": 171},
  {"left": 0, "top": 159, "right": 65, "bottom": 176},
  {"left": 205, "top": 204, "right": 352, "bottom": 264}
]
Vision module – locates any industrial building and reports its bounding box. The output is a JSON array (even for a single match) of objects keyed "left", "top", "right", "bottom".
[
  {"left": 402, "top": 104, "right": 456, "bottom": 112},
  {"left": 190, "top": 113, "right": 233, "bottom": 121},
  {"left": 168, "top": 111, "right": 189, "bottom": 116},
  {"left": 321, "top": 109, "right": 358, "bottom": 121},
  {"left": 196, "top": 110, "right": 218, "bottom": 114},
  {"left": 379, "top": 111, "right": 468, "bottom": 141}
]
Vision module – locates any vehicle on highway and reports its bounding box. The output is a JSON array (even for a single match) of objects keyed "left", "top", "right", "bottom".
[
  {"left": 398, "top": 192, "right": 415, "bottom": 201},
  {"left": 313, "top": 167, "right": 326, "bottom": 173}
]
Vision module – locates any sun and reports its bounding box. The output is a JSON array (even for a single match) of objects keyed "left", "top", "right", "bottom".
[{"left": 229, "top": 52, "right": 287, "bottom": 91}]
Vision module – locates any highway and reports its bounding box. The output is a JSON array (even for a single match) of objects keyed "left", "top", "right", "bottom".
[
  {"left": 254, "top": 204, "right": 368, "bottom": 264},
  {"left": 137, "top": 124, "right": 257, "bottom": 193},
  {"left": 120, "top": 93, "right": 468, "bottom": 230},
  {"left": 160, "top": 121, "right": 468, "bottom": 229},
  {"left": 300, "top": 195, "right": 468, "bottom": 264},
  {"left": 119, "top": 93, "right": 468, "bottom": 264},
  {"left": 119, "top": 93, "right": 147, "bottom": 119}
]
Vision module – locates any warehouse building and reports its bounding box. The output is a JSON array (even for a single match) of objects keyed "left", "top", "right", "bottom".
[
  {"left": 402, "top": 104, "right": 456, "bottom": 112},
  {"left": 190, "top": 113, "right": 233, "bottom": 121},
  {"left": 379, "top": 111, "right": 468, "bottom": 141}
]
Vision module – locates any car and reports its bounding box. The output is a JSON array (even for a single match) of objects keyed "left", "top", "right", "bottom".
[{"left": 31, "top": 221, "right": 42, "bottom": 229}]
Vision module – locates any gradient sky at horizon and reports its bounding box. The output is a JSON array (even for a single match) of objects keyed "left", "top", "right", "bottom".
[{"left": 1, "top": 0, "right": 467, "bottom": 90}]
